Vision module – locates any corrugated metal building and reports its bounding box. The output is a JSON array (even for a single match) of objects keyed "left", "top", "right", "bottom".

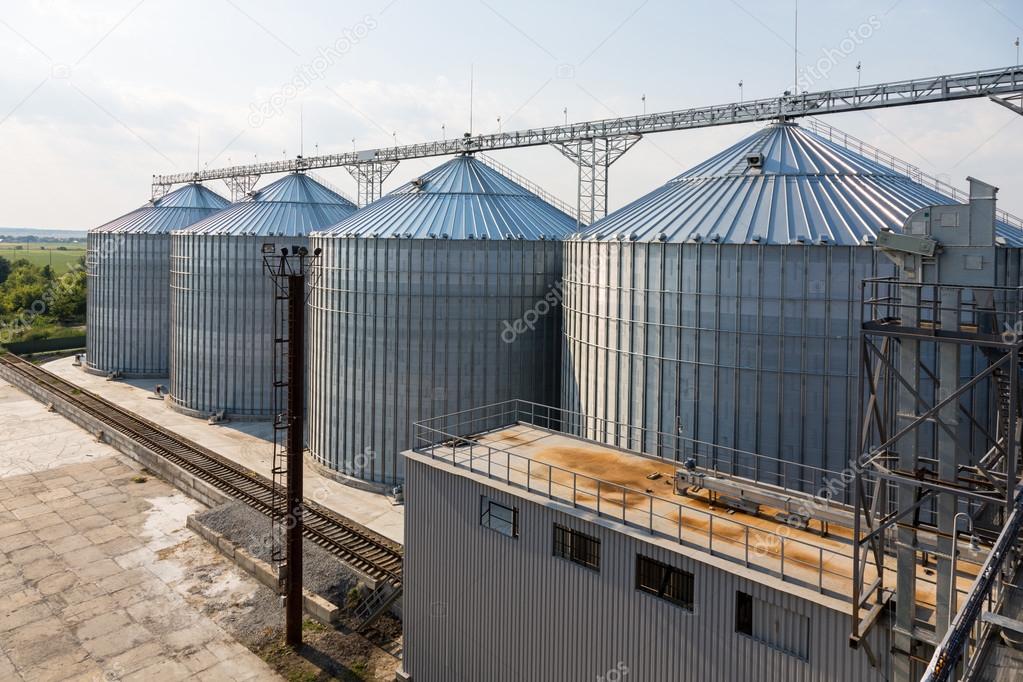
[
  {"left": 401, "top": 424, "right": 892, "bottom": 682},
  {"left": 562, "top": 121, "right": 1023, "bottom": 485},
  {"left": 86, "top": 183, "right": 229, "bottom": 377},
  {"left": 169, "top": 172, "right": 357, "bottom": 418},
  {"left": 308, "top": 155, "right": 576, "bottom": 487}
]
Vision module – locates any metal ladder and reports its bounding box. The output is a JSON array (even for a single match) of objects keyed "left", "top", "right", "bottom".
[
  {"left": 353, "top": 582, "right": 403, "bottom": 632},
  {"left": 270, "top": 289, "right": 290, "bottom": 580}
]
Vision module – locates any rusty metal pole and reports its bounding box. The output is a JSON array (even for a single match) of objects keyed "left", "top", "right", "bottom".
[{"left": 285, "top": 270, "right": 305, "bottom": 648}]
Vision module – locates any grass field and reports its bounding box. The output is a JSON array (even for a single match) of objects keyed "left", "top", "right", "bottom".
[{"left": 0, "top": 242, "right": 86, "bottom": 270}]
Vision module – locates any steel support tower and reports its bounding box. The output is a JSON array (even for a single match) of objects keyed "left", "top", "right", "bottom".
[
  {"left": 346, "top": 159, "right": 399, "bottom": 207},
  {"left": 554, "top": 134, "right": 641, "bottom": 226},
  {"left": 264, "top": 243, "right": 319, "bottom": 648},
  {"left": 852, "top": 180, "right": 1023, "bottom": 679}
]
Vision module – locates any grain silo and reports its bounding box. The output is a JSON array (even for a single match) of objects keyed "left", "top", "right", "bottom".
[
  {"left": 308, "top": 154, "right": 576, "bottom": 487},
  {"left": 562, "top": 120, "right": 1023, "bottom": 487},
  {"left": 86, "top": 183, "right": 230, "bottom": 377},
  {"left": 170, "top": 172, "right": 358, "bottom": 419}
]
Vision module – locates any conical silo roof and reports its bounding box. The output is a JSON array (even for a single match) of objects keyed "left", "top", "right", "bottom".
[
  {"left": 579, "top": 121, "right": 1023, "bottom": 246},
  {"left": 90, "top": 183, "right": 230, "bottom": 234},
  {"left": 181, "top": 172, "right": 358, "bottom": 237},
  {"left": 316, "top": 155, "right": 577, "bottom": 240}
]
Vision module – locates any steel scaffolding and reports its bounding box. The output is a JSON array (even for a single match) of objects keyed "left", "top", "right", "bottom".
[{"left": 854, "top": 276, "right": 1023, "bottom": 679}]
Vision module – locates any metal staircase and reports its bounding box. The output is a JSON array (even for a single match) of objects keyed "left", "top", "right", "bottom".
[{"left": 353, "top": 582, "right": 403, "bottom": 632}]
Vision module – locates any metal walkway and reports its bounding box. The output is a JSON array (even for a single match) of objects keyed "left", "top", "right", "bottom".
[{"left": 153, "top": 64, "right": 1023, "bottom": 190}]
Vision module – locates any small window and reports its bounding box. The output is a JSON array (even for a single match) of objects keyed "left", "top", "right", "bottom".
[
  {"left": 553, "top": 524, "right": 600, "bottom": 570},
  {"left": 480, "top": 496, "right": 518, "bottom": 538},
  {"left": 735, "top": 591, "right": 753, "bottom": 636},
  {"left": 734, "top": 590, "right": 809, "bottom": 660},
  {"left": 636, "top": 555, "right": 693, "bottom": 609}
]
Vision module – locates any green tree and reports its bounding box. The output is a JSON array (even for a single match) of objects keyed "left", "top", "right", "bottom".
[
  {"left": 48, "top": 269, "right": 86, "bottom": 323},
  {"left": 0, "top": 255, "right": 10, "bottom": 286},
  {"left": 0, "top": 262, "right": 47, "bottom": 316}
]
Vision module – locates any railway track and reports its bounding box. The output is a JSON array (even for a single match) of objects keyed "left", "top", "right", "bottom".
[{"left": 0, "top": 353, "right": 403, "bottom": 587}]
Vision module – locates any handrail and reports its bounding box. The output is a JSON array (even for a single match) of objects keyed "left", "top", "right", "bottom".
[
  {"left": 412, "top": 399, "right": 856, "bottom": 599},
  {"left": 476, "top": 154, "right": 580, "bottom": 222},
  {"left": 805, "top": 118, "right": 1023, "bottom": 229},
  {"left": 922, "top": 495, "right": 1023, "bottom": 681}
]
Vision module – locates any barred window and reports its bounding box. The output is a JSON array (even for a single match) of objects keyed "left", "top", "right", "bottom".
[
  {"left": 636, "top": 555, "right": 693, "bottom": 609},
  {"left": 480, "top": 496, "right": 518, "bottom": 538},
  {"left": 553, "top": 524, "right": 600, "bottom": 570}
]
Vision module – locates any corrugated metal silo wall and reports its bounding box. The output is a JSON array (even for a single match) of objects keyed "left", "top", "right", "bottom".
[
  {"left": 308, "top": 237, "right": 563, "bottom": 485},
  {"left": 86, "top": 232, "right": 171, "bottom": 376},
  {"left": 170, "top": 233, "right": 293, "bottom": 418},
  {"left": 562, "top": 241, "right": 1023, "bottom": 496},
  {"left": 403, "top": 456, "right": 891, "bottom": 682},
  {"left": 561, "top": 241, "right": 899, "bottom": 493}
]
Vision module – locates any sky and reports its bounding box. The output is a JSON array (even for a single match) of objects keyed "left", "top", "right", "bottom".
[{"left": 1, "top": 0, "right": 1022, "bottom": 229}]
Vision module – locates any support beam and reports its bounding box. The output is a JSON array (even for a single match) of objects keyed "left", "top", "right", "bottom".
[
  {"left": 224, "top": 174, "right": 261, "bottom": 202},
  {"left": 989, "top": 93, "right": 1023, "bottom": 116},
  {"left": 346, "top": 160, "right": 398, "bottom": 207},
  {"left": 554, "top": 135, "right": 641, "bottom": 227}
]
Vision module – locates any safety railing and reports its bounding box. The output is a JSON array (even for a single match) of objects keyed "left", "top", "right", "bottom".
[
  {"left": 861, "top": 277, "right": 1023, "bottom": 345},
  {"left": 476, "top": 154, "right": 581, "bottom": 223},
  {"left": 922, "top": 496, "right": 1023, "bottom": 681},
  {"left": 413, "top": 399, "right": 857, "bottom": 599},
  {"left": 806, "top": 118, "right": 1023, "bottom": 231}
]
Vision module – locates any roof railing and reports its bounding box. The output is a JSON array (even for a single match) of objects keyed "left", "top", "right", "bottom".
[
  {"left": 476, "top": 154, "right": 581, "bottom": 223},
  {"left": 805, "top": 117, "right": 1023, "bottom": 230},
  {"left": 304, "top": 171, "right": 358, "bottom": 206},
  {"left": 412, "top": 399, "right": 870, "bottom": 600}
]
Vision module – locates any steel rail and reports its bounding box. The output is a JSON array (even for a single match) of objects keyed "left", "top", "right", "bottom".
[
  {"left": 0, "top": 353, "right": 403, "bottom": 586},
  {"left": 153, "top": 65, "right": 1023, "bottom": 188}
]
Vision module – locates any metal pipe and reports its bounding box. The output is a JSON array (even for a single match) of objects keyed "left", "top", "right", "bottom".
[{"left": 949, "top": 512, "right": 973, "bottom": 631}]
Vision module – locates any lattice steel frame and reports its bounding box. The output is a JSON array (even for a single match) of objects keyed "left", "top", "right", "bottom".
[
  {"left": 224, "top": 174, "right": 261, "bottom": 202},
  {"left": 346, "top": 160, "right": 399, "bottom": 207},
  {"left": 852, "top": 276, "right": 1023, "bottom": 679},
  {"left": 554, "top": 135, "right": 641, "bottom": 227}
]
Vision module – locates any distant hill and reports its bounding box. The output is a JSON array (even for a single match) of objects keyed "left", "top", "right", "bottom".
[{"left": 0, "top": 227, "right": 87, "bottom": 240}]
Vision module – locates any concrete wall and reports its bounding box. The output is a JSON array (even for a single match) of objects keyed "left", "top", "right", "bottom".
[{"left": 402, "top": 453, "right": 891, "bottom": 682}]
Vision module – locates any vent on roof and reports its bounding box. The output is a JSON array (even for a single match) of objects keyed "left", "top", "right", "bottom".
[
  {"left": 746, "top": 153, "right": 764, "bottom": 169},
  {"left": 411, "top": 177, "right": 426, "bottom": 191}
]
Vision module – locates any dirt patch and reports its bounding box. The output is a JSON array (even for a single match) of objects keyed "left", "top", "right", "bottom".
[
  {"left": 251, "top": 619, "right": 398, "bottom": 682},
  {"left": 192, "top": 502, "right": 402, "bottom": 681}
]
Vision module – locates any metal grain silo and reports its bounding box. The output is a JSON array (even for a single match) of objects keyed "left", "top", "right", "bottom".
[
  {"left": 86, "top": 183, "right": 230, "bottom": 377},
  {"left": 308, "top": 155, "right": 576, "bottom": 487},
  {"left": 562, "top": 121, "right": 1023, "bottom": 487},
  {"left": 170, "top": 172, "right": 358, "bottom": 419}
]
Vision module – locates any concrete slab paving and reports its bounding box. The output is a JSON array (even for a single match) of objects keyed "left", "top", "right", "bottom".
[
  {"left": 0, "top": 455, "right": 281, "bottom": 680},
  {"left": 43, "top": 356, "right": 404, "bottom": 542},
  {"left": 0, "top": 376, "right": 280, "bottom": 681}
]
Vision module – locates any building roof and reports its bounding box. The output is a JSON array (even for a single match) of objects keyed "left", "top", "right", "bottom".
[
  {"left": 179, "top": 173, "right": 358, "bottom": 237},
  {"left": 407, "top": 421, "right": 979, "bottom": 613},
  {"left": 576, "top": 122, "right": 1023, "bottom": 246},
  {"left": 315, "top": 155, "right": 577, "bottom": 241},
  {"left": 90, "top": 184, "right": 230, "bottom": 235}
]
